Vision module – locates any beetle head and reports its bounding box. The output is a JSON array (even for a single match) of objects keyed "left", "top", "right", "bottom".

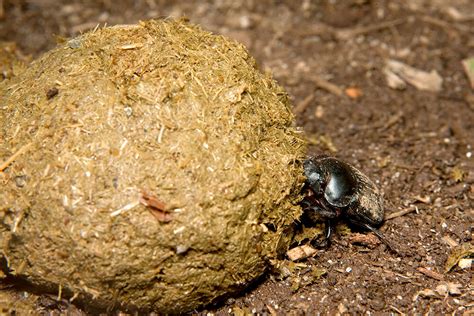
[
  {"left": 304, "top": 157, "right": 358, "bottom": 208},
  {"left": 303, "top": 158, "right": 323, "bottom": 194}
]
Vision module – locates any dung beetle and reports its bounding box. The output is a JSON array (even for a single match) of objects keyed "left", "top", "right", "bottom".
[{"left": 302, "top": 156, "right": 394, "bottom": 250}]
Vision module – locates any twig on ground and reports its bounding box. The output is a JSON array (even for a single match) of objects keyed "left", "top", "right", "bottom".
[
  {"left": 335, "top": 18, "right": 407, "bottom": 40},
  {"left": 293, "top": 93, "right": 315, "bottom": 115},
  {"left": 385, "top": 206, "right": 417, "bottom": 220},
  {"left": 310, "top": 76, "right": 345, "bottom": 97},
  {"left": 441, "top": 235, "right": 459, "bottom": 248},
  {"left": 419, "top": 15, "right": 472, "bottom": 33},
  {"left": 380, "top": 111, "right": 404, "bottom": 131},
  {"left": 390, "top": 305, "right": 406, "bottom": 316},
  {"left": 417, "top": 267, "right": 444, "bottom": 281},
  {"left": 357, "top": 111, "right": 404, "bottom": 131}
]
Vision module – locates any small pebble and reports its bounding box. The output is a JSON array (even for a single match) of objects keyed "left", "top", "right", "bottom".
[
  {"left": 14, "top": 175, "right": 27, "bottom": 188},
  {"left": 67, "top": 38, "right": 82, "bottom": 49},
  {"left": 176, "top": 245, "right": 188, "bottom": 255},
  {"left": 46, "top": 87, "right": 59, "bottom": 99},
  {"left": 124, "top": 106, "right": 133, "bottom": 117}
]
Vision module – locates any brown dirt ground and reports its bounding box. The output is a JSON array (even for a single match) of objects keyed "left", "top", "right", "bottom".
[{"left": 1, "top": 0, "right": 473, "bottom": 315}]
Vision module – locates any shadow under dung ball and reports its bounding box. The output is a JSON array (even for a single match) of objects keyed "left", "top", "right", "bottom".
[{"left": 0, "top": 19, "right": 306, "bottom": 313}]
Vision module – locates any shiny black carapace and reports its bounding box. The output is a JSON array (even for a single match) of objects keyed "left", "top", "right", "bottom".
[{"left": 302, "top": 156, "right": 393, "bottom": 250}]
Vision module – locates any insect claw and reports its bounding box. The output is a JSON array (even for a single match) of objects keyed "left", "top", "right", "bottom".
[
  {"left": 310, "top": 237, "right": 330, "bottom": 248},
  {"left": 362, "top": 223, "right": 399, "bottom": 254},
  {"left": 310, "top": 219, "right": 333, "bottom": 248}
]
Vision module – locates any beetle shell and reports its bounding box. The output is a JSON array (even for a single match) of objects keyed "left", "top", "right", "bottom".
[
  {"left": 346, "top": 164, "right": 384, "bottom": 226},
  {"left": 304, "top": 156, "right": 384, "bottom": 227}
]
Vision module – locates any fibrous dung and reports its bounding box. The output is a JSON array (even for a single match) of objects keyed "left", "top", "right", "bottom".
[{"left": 0, "top": 19, "right": 306, "bottom": 313}]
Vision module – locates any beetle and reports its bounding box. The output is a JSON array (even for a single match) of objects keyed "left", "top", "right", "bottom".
[{"left": 301, "top": 156, "right": 394, "bottom": 250}]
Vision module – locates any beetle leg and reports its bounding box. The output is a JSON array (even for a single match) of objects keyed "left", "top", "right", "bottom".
[
  {"left": 300, "top": 197, "right": 313, "bottom": 210},
  {"left": 301, "top": 197, "right": 339, "bottom": 219},
  {"left": 363, "top": 224, "right": 398, "bottom": 253},
  {"left": 301, "top": 197, "right": 338, "bottom": 248},
  {"left": 324, "top": 219, "right": 333, "bottom": 240},
  {"left": 348, "top": 218, "right": 399, "bottom": 254},
  {"left": 310, "top": 218, "right": 333, "bottom": 248}
]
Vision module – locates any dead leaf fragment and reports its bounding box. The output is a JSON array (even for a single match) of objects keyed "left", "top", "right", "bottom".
[
  {"left": 436, "top": 283, "right": 449, "bottom": 296},
  {"left": 383, "top": 67, "right": 407, "bottom": 90},
  {"left": 436, "top": 282, "right": 463, "bottom": 297},
  {"left": 348, "top": 232, "right": 380, "bottom": 248},
  {"left": 140, "top": 191, "right": 172, "bottom": 222},
  {"left": 413, "top": 288, "right": 437, "bottom": 300},
  {"left": 311, "top": 267, "right": 327, "bottom": 279},
  {"left": 462, "top": 57, "right": 474, "bottom": 89},
  {"left": 415, "top": 282, "right": 463, "bottom": 301},
  {"left": 458, "top": 258, "right": 472, "bottom": 269},
  {"left": 445, "top": 243, "right": 474, "bottom": 272},
  {"left": 385, "top": 59, "right": 443, "bottom": 92},
  {"left": 447, "top": 282, "right": 462, "bottom": 296},
  {"left": 289, "top": 266, "right": 326, "bottom": 292},
  {"left": 140, "top": 190, "right": 167, "bottom": 211},
  {"left": 451, "top": 166, "right": 466, "bottom": 182},
  {"left": 287, "top": 244, "right": 317, "bottom": 261},
  {"left": 148, "top": 209, "right": 173, "bottom": 222}
]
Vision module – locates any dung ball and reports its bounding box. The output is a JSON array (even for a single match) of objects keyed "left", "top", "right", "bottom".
[{"left": 0, "top": 19, "right": 306, "bottom": 313}]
